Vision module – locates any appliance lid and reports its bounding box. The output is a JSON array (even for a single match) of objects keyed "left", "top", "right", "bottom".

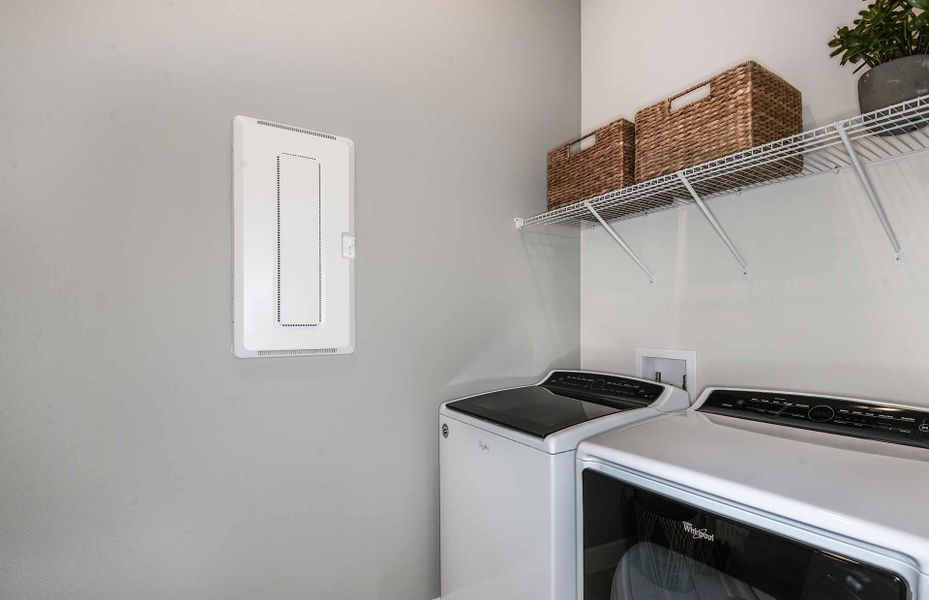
[
  {"left": 445, "top": 372, "right": 663, "bottom": 439},
  {"left": 577, "top": 395, "right": 929, "bottom": 572}
]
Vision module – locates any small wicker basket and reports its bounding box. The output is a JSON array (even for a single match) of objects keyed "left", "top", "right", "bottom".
[
  {"left": 635, "top": 61, "right": 803, "bottom": 185},
  {"left": 547, "top": 118, "right": 635, "bottom": 212}
]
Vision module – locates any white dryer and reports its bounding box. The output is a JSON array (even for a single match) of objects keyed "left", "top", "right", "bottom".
[
  {"left": 439, "top": 370, "right": 690, "bottom": 600},
  {"left": 576, "top": 386, "right": 929, "bottom": 600}
]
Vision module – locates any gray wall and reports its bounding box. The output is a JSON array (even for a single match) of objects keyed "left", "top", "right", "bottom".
[{"left": 0, "top": 2, "right": 581, "bottom": 598}]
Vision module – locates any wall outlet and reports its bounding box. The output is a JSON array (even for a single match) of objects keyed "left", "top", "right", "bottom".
[{"left": 635, "top": 348, "right": 697, "bottom": 402}]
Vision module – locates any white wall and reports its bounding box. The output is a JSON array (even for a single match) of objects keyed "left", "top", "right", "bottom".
[
  {"left": 581, "top": 0, "right": 929, "bottom": 403},
  {"left": 0, "top": 2, "right": 581, "bottom": 598}
]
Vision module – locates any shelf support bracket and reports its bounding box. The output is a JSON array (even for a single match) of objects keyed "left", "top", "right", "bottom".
[
  {"left": 677, "top": 172, "right": 749, "bottom": 275},
  {"left": 835, "top": 122, "right": 903, "bottom": 263},
  {"left": 585, "top": 202, "right": 655, "bottom": 284}
]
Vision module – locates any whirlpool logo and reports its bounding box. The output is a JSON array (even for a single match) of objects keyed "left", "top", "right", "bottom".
[{"left": 682, "top": 522, "right": 715, "bottom": 542}]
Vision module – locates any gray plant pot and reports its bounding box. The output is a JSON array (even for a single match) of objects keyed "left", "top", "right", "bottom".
[{"left": 859, "top": 54, "right": 929, "bottom": 135}]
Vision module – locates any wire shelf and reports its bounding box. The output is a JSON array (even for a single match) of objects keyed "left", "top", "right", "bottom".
[{"left": 516, "top": 94, "right": 929, "bottom": 229}]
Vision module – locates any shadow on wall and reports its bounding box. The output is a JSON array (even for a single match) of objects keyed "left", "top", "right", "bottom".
[{"left": 444, "top": 222, "right": 581, "bottom": 397}]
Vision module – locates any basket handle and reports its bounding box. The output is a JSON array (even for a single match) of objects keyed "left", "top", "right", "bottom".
[
  {"left": 564, "top": 132, "right": 597, "bottom": 157},
  {"left": 666, "top": 77, "right": 714, "bottom": 113}
]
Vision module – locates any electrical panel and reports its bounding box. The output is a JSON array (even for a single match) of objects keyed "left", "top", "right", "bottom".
[{"left": 233, "top": 116, "right": 355, "bottom": 358}]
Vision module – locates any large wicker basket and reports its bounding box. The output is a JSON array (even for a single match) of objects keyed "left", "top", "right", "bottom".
[
  {"left": 635, "top": 61, "right": 803, "bottom": 186},
  {"left": 547, "top": 118, "right": 635, "bottom": 211}
]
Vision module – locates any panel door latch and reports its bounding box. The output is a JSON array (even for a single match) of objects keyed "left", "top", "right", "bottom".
[{"left": 342, "top": 234, "right": 355, "bottom": 259}]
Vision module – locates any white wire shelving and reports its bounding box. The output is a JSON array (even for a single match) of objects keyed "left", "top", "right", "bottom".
[{"left": 515, "top": 94, "right": 929, "bottom": 280}]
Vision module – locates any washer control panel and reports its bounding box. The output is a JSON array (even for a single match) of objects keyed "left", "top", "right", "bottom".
[
  {"left": 699, "top": 389, "right": 929, "bottom": 449},
  {"left": 542, "top": 371, "right": 664, "bottom": 405}
]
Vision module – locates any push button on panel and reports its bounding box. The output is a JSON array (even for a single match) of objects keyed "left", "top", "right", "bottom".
[{"left": 808, "top": 405, "right": 835, "bottom": 423}]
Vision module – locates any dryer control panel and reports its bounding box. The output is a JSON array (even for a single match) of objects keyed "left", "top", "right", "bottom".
[{"left": 699, "top": 389, "right": 929, "bottom": 449}]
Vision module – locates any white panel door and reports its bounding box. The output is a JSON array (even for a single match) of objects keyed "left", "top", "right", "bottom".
[{"left": 233, "top": 116, "right": 354, "bottom": 358}]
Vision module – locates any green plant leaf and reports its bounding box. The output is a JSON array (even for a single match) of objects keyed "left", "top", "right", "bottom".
[{"left": 830, "top": 0, "right": 929, "bottom": 68}]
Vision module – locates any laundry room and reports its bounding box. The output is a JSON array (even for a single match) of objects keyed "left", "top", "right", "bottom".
[{"left": 1, "top": 1, "right": 928, "bottom": 599}]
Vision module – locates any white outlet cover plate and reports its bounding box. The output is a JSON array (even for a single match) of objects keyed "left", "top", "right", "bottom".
[{"left": 634, "top": 347, "right": 697, "bottom": 401}]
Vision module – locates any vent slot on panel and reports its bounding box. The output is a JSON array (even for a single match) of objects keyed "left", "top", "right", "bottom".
[
  {"left": 257, "top": 348, "right": 338, "bottom": 357},
  {"left": 258, "top": 120, "right": 337, "bottom": 140},
  {"left": 277, "top": 153, "right": 322, "bottom": 327}
]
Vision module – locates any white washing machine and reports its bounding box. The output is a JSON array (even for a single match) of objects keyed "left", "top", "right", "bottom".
[
  {"left": 576, "top": 386, "right": 929, "bottom": 600},
  {"left": 439, "top": 370, "right": 690, "bottom": 600}
]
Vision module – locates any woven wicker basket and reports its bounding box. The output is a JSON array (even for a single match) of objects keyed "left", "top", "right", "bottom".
[
  {"left": 547, "top": 118, "right": 635, "bottom": 211},
  {"left": 635, "top": 61, "right": 803, "bottom": 186}
]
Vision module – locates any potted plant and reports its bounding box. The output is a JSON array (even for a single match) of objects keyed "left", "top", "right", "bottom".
[{"left": 829, "top": 0, "right": 929, "bottom": 117}]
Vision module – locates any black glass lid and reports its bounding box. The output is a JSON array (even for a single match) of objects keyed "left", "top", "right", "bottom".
[{"left": 445, "top": 372, "right": 662, "bottom": 438}]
